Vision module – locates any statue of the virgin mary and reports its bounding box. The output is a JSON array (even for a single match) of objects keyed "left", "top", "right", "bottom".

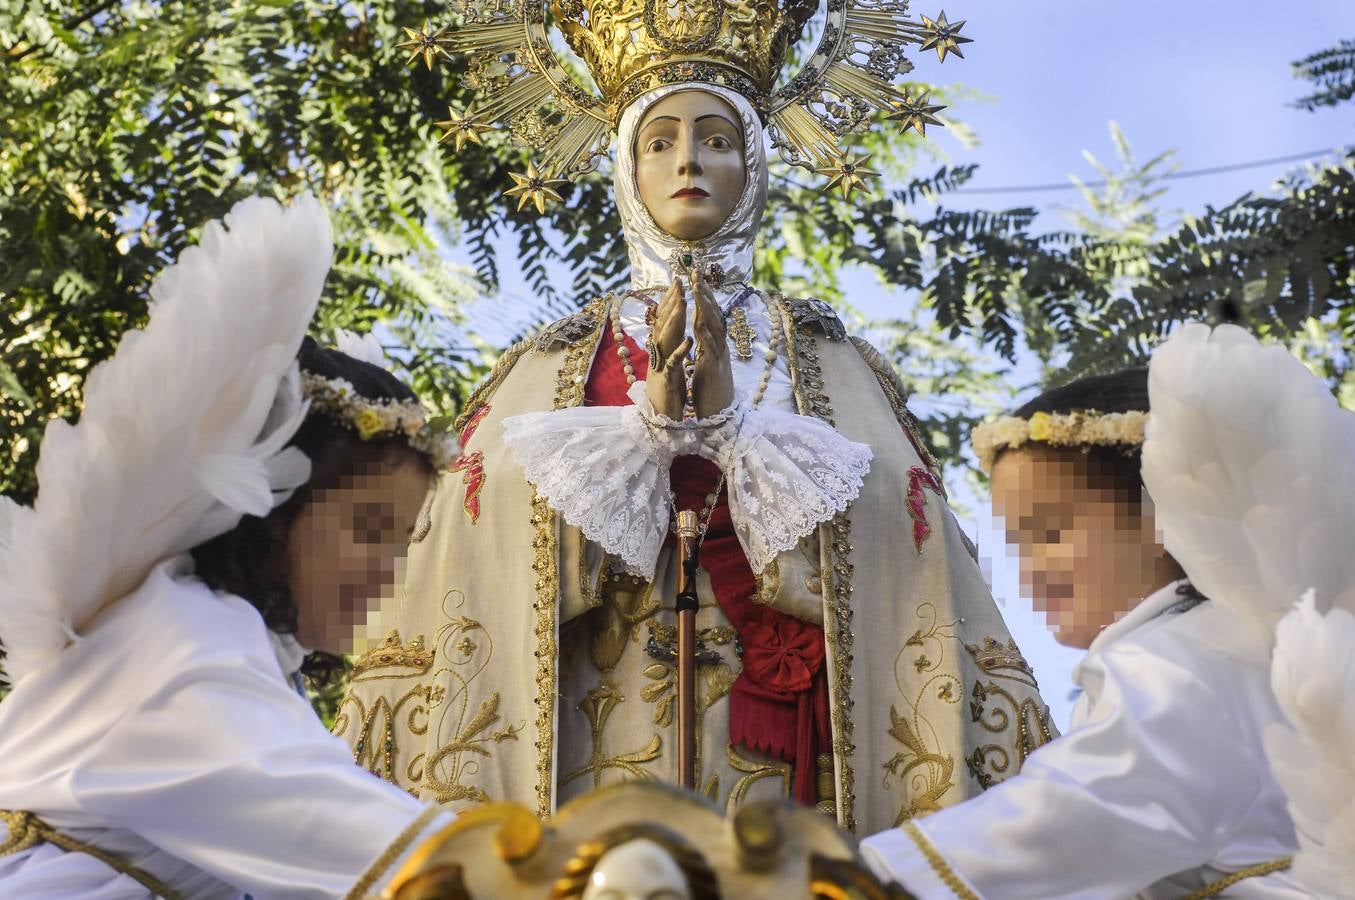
[{"left": 337, "top": 0, "right": 1051, "bottom": 835}]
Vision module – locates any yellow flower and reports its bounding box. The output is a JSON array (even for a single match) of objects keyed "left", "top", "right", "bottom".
[
  {"left": 1027, "top": 411, "right": 1053, "bottom": 442},
  {"left": 354, "top": 408, "right": 384, "bottom": 440}
]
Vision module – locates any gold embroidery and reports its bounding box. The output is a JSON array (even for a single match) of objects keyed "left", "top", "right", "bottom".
[
  {"left": 352, "top": 630, "right": 434, "bottom": 680},
  {"left": 562, "top": 683, "right": 664, "bottom": 789},
  {"left": 344, "top": 805, "right": 441, "bottom": 900},
  {"left": 900, "top": 820, "right": 980, "bottom": 900},
  {"left": 409, "top": 597, "right": 523, "bottom": 803},
  {"left": 640, "top": 655, "right": 737, "bottom": 786},
  {"left": 725, "top": 745, "right": 793, "bottom": 811},
  {"left": 883, "top": 705, "right": 957, "bottom": 823},
  {"left": 531, "top": 506, "right": 561, "bottom": 811},
  {"left": 885, "top": 603, "right": 962, "bottom": 822},
  {"left": 551, "top": 297, "right": 608, "bottom": 411},
  {"left": 454, "top": 336, "right": 532, "bottom": 433},
  {"left": 1, "top": 810, "right": 184, "bottom": 899},
  {"left": 1183, "top": 857, "right": 1294, "bottom": 900},
  {"left": 753, "top": 558, "right": 780, "bottom": 605},
  {"left": 425, "top": 692, "right": 525, "bottom": 803},
  {"left": 964, "top": 636, "right": 1039, "bottom": 686},
  {"left": 588, "top": 575, "right": 660, "bottom": 673},
  {"left": 531, "top": 298, "right": 609, "bottom": 814},
  {"left": 339, "top": 682, "right": 444, "bottom": 788},
  {"left": 729, "top": 306, "right": 755, "bottom": 360},
  {"left": 848, "top": 334, "right": 941, "bottom": 475},
  {"left": 904, "top": 604, "right": 961, "bottom": 674},
  {"left": 963, "top": 637, "right": 1053, "bottom": 789},
  {"left": 779, "top": 293, "right": 858, "bottom": 831}
]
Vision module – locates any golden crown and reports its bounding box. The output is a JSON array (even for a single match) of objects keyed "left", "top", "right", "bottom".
[
  {"left": 398, "top": 0, "right": 971, "bottom": 206},
  {"left": 553, "top": 0, "right": 817, "bottom": 110}
]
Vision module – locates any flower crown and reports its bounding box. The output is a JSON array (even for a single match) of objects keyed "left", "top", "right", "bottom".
[
  {"left": 298, "top": 331, "right": 459, "bottom": 469},
  {"left": 971, "top": 409, "right": 1148, "bottom": 474}
]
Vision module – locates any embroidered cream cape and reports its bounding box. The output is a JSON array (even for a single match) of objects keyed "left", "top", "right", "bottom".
[{"left": 335, "top": 294, "right": 1053, "bottom": 834}]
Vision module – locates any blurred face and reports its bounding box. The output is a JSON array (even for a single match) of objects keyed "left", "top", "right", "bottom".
[
  {"left": 634, "top": 89, "right": 746, "bottom": 241},
  {"left": 288, "top": 454, "right": 431, "bottom": 654},
  {"left": 989, "top": 446, "right": 1175, "bottom": 649}
]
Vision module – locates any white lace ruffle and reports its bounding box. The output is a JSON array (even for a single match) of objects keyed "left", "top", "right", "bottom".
[
  {"left": 501, "top": 382, "right": 872, "bottom": 577},
  {"left": 502, "top": 401, "right": 670, "bottom": 576}
]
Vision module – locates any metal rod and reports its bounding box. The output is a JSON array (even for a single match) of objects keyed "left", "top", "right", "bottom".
[{"left": 675, "top": 509, "right": 699, "bottom": 791}]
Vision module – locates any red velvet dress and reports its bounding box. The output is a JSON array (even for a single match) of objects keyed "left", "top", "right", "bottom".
[{"left": 583, "top": 324, "right": 831, "bottom": 803}]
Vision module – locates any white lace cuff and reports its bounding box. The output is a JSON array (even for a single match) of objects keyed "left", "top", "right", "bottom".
[
  {"left": 502, "top": 401, "right": 670, "bottom": 576},
  {"left": 502, "top": 382, "right": 873, "bottom": 577}
]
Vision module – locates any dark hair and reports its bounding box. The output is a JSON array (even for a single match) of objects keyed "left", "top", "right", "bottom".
[
  {"left": 1006, "top": 367, "right": 1149, "bottom": 512},
  {"left": 190, "top": 338, "right": 434, "bottom": 684}
]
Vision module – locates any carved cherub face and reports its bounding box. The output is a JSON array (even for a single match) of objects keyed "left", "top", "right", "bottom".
[
  {"left": 580, "top": 838, "right": 692, "bottom": 900},
  {"left": 634, "top": 90, "right": 746, "bottom": 242}
]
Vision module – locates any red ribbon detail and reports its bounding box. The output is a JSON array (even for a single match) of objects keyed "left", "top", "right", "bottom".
[
  {"left": 450, "top": 405, "right": 491, "bottom": 523},
  {"left": 906, "top": 464, "right": 943, "bottom": 552}
]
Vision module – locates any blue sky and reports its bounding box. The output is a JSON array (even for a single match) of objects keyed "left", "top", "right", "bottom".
[{"left": 460, "top": 0, "right": 1353, "bottom": 727}]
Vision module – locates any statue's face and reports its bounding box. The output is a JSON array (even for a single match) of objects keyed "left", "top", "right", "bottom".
[{"left": 634, "top": 90, "right": 746, "bottom": 242}]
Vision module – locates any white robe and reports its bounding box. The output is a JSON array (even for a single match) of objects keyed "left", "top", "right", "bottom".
[
  {"left": 0, "top": 558, "right": 449, "bottom": 899},
  {"left": 860, "top": 581, "right": 1304, "bottom": 899}
]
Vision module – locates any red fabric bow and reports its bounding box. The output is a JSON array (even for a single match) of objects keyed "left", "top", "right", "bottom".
[{"left": 742, "top": 611, "right": 824, "bottom": 694}]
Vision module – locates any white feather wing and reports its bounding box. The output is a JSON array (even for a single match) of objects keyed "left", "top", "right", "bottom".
[
  {"left": 1265, "top": 594, "right": 1355, "bottom": 895},
  {"left": 1144, "top": 323, "right": 1355, "bottom": 891},
  {"left": 1142, "top": 323, "right": 1355, "bottom": 647},
  {"left": 0, "top": 194, "right": 331, "bottom": 681}
]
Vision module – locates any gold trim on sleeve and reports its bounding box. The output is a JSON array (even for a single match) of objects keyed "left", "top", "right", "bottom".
[
  {"left": 0, "top": 810, "right": 184, "bottom": 900},
  {"left": 1183, "top": 857, "right": 1294, "bottom": 900},
  {"left": 345, "top": 805, "right": 442, "bottom": 900},
  {"left": 900, "top": 819, "right": 980, "bottom": 900}
]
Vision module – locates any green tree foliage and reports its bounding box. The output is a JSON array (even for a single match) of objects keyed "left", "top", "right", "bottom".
[
  {"left": 848, "top": 42, "right": 1354, "bottom": 397},
  {"left": 0, "top": 0, "right": 954, "bottom": 500},
  {"left": 1, "top": 0, "right": 490, "bottom": 502},
  {"left": 1293, "top": 39, "right": 1355, "bottom": 111}
]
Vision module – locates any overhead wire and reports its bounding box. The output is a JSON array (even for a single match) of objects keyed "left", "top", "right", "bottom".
[{"left": 950, "top": 146, "right": 1351, "bottom": 195}]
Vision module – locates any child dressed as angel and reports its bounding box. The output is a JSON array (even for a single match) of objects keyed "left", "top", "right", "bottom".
[
  {"left": 0, "top": 195, "right": 456, "bottom": 899},
  {"left": 861, "top": 324, "right": 1355, "bottom": 898}
]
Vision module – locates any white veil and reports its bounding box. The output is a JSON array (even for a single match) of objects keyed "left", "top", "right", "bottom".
[{"left": 612, "top": 82, "right": 769, "bottom": 297}]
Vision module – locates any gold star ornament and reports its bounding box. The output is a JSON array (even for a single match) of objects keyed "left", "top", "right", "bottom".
[
  {"left": 817, "top": 154, "right": 880, "bottom": 199},
  {"left": 918, "top": 11, "right": 973, "bottom": 63},
  {"left": 396, "top": 20, "right": 453, "bottom": 70},
  {"left": 504, "top": 162, "right": 567, "bottom": 213},
  {"left": 435, "top": 106, "right": 492, "bottom": 153},
  {"left": 889, "top": 92, "right": 947, "bottom": 136}
]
